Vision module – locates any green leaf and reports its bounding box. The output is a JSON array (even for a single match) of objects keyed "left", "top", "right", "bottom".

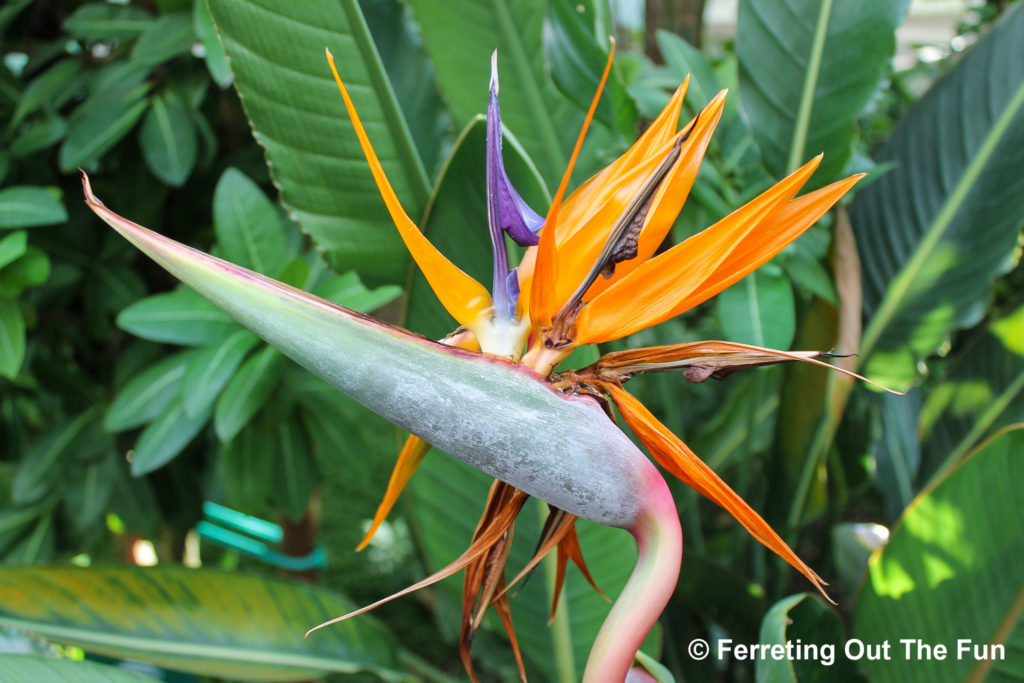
[
  {"left": 182, "top": 328, "right": 259, "bottom": 417},
  {"left": 872, "top": 390, "right": 922, "bottom": 522},
  {"left": 273, "top": 418, "right": 317, "bottom": 522},
  {"left": 63, "top": 4, "right": 155, "bottom": 40},
  {"left": 0, "top": 186, "right": 67, "bottom": 229},
  {"left": 737, "top": 0, "right": 907, "bottom": 179},
  {"left": 407, "top": 0, "right": 572, "bottom": 186},
  {"left": 656, "top": 30, "right": 721, "bottom": 111},
  {"left": 853, "top": 426, "right": 1024, "bottom": 682},
  {"left": 59, "top": 86, "right": 150, "bottom": 172},
  {"left": 756, "top": 593, "right": 845, "bottom": 683},
  {"left": 9, "top": 116, "right": 67, "bottom": 158},
  {"left": 716, "top": 267, "right": 795, "bottom": 349},
  {"left": 207, "top": 0, "right": 429, "bottom": 284},
  {"left": 9, "top": 60, "right": 84, "bottom": 129},
  {"left": 0, "top": 0, "right": 32, "bottom": 36},
  {"left": 117, "top": 287, "right": 239, "bottom": 346},
  {"left": 138, "top": 92, "right": 197, "bottom": 187},
  {"left": 131, "top": 397, "right": 211, "bottom": 476},
  {"left": 0, "top": 654, "right": 151, "bottom": 682},
  {"left": 404, "top": 116, "right": 548, "bottom": 338},
  {"left": 213, "top": 168, "right": 288, "bottom": 275},
  {"left": 63, "top": 454, "right": 118, "bottom": 535},
  {"left": 130, "top": 11, "right": 195, "bottom": 67},
  {"left": 853, "top": 5, "right": 1024, "bottom": 388},
  {"left": 544, "top": 0, "right": 636, "bottom": 139},
  {"left": 218, "top": 425, "right": 275, "bottom": 513},
  {"left": 919, "top": 303, "right": 1024, "bottom": 484},
  {"left": 193, "top": 0, "right": 232, "bottom": 87},
  {"left": 13, "top": 408, "right": 107, "bottom": 505},
  {"left": 0, "top": 566, "right": 400, "bottom": 680},
  {"left": 214, "top": 345, "right": 286, "bottom": 442},
  {"left": 0, "top": 298, "right": 25, "bottom": 379},
  {"left": 105, "top": 350, "right": 194, "bottom": 432},
  {"left": 0, "top": 230, "right": 27, "bottom": 270},
  {"left": 0, "top": 246, "right": 50, "bottom": 295}
]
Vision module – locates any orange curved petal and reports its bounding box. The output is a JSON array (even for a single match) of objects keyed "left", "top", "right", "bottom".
[
  {"left": 530, "top": 41, "right": 616, "bottom": 332},
  {"left": 356, "top": 434, "right": 431, "bottom": 551},
  {"left": 574, "top": 155, "right": 824, "bottom": 345},
  {"left": 606, "top": 384, "right": 831, "bottom": 602},
  {"left": 326, "top": 49, "right": 492, "bottom": 329}
]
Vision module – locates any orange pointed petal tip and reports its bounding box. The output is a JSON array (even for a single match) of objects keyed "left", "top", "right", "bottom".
[
  {"left": 575, "top": 154, "right": 825, "bottom": 345},
  {"left": 606, "top": 384, "right": 833, "bottom": 603},
  {"left": 530, "top": 39, "right": 617, "bottom": 333},
  {"left": 324, "top": 49, "right": 492, "bottom": 331},
  {"left": 356, "top": 434, "right": 431, "bottom": 552}
]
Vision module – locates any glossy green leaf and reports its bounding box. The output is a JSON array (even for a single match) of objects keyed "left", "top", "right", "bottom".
[
  {"left": 853, "top": 4, "right": 1024, "bottom": 388},
  {"left": 872, "top": 390, "right": 922, "bottom": 522},
  {"left": 9, "top": 60, "right": 84, "bottom": 129},
  {"left": 59, "top": 86, "right": 150, "bottom": 172},
  {"left": 193, "top": 0, "right": 232, "bottom": 87},
  {"left": 0, "top": 566, "right": 400, "bottom": 680},
  {"left": 545, "top": 0, "right": 636, "bottom": 139},
  {"left": 130, "top": 11, "right": 194, "bottom": 67},
  {"left": 207, "top": 0, "right": 429, "bottom": 284},
  {"left": 63, "top": 4, "right": 154, "bottom": 40},
  {"left": 214, "top": 345, "right": 286, "bottom": 442},
  {"left": 182, "top": 329, "right": 260, "bottom": 418},
  {"left": 13, "top": 409, "right": 107, "bottom": 505},
  {"left": 407, "top": 0, "right": 573, "bottom": 186},
  {"left": 853, "top": 426, "right": 1024, "bottom": 683},
  {"left": 919, "top": 303, "right": 1024, "bottom": 484},
  {"left": 63, "top": 454, "right": 118, "bottom": 535},
  {"left": 9, "top": 116, "right": 67, "bottom": 158},
  {"left": 311, "top": 270, "right": 401, "bottom": 313},
  {"left": 138, "top": 92, "right": 197, "bottom": 187},
  {"left": 717, "top": 267, "right": 795, "bottom": 350},
  {"left": 0, "top": 654, "right": 151, "bottom": 682},
  {"left": 737, "top": 0, "right": 907, "bottom": 179},
  {"left": 117, "top": 287, "right": 238, "bottom": 346},
  {"left": 0, "top": 231, "right": 27, "bottom": 270},
  {"left": 756, "top": 593, "right": 844, "bottom": 683},
  {"left": 0, "top": 186, "right": 67, "bottom": 229},
  {"left": 656, "top": 30, "right": 720, "bottom": 111},
  {"left": 0, "top": 246, "right": 50, "bottom": 295},
  {"left": 218, "top": 425, "right": 275, "bottom": 513},
  {"left": 213, "top": 168, "right": 288, "bottom": 276},
  {"left": 0, "top": 298, "right": 25, "bottom": 379},
  {"left": 104, "top": 350, "right": 194, "bottom": 432},
  {"left": 131, "top": 397, "right": 211, "bottom": 476}
]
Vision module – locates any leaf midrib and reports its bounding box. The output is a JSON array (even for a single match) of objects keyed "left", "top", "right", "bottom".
[{"left": 860, "top": 76, "right": 1024, "bottom": 361}]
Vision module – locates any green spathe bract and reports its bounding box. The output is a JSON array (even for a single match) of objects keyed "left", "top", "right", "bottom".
[{"left": 83, "top": 176, "right": 654, "bottom": 530}]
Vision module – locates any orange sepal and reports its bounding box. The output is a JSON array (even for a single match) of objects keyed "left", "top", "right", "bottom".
[
  {"left": 575, "top": 155, "right": 823, "bottom": 345},
  {"left": 530, "top": 40, "right": 615, "bottom": 332},
  {"left": 671, "top": 174, "right": 866, "bottom": 314},
  {"left": 606, "top": 384, "right": 832, "bottom": 602},
  {"left": 356, "top": 434, "right": 431, "bottom": 551},
  {"left": 326, "top": 49, "right": 492, "bottom": 330}
]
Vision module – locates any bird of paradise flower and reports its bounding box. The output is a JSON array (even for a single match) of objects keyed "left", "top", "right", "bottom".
[{"left": 83, "top": 42, "right": 889, "bottom": 683}]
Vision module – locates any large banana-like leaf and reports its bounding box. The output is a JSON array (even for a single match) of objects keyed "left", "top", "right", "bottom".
[
  {"left": 84, "top": 179, "right": 653, "bottom": 529},
  {"left": 0, "top": 567, "right": 398, "bottom": 681},
  {"left": 206, "top": 0, "right": 430, "bottom": 284},
  {"left": 0, "top": 654, "right": 152, "bottom": 682},
  {"left": 919, "top": 303, "right": 1024, "bottom": 484},
  {"left": 853, "top": 426, "right": 1024, "bottom": 682},
  {"left": 736, "top": 0, "right": 907, "bottom": 179},
  {"left": 852, "top": 4, "right": 1024, "bottom": 388}
]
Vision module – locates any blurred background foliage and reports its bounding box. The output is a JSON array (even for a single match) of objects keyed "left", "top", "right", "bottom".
[{"left": 0, "top": 0, "right": 1021, "bottom": 681}]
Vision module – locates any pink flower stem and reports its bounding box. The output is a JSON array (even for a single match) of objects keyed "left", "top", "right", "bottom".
[{"left": 583, "top": 468, "right": 682, "bottom": 682}]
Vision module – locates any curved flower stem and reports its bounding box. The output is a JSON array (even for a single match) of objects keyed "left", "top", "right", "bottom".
[{"left": 583, "top": 469, "right": 682, "bottom": 682}]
